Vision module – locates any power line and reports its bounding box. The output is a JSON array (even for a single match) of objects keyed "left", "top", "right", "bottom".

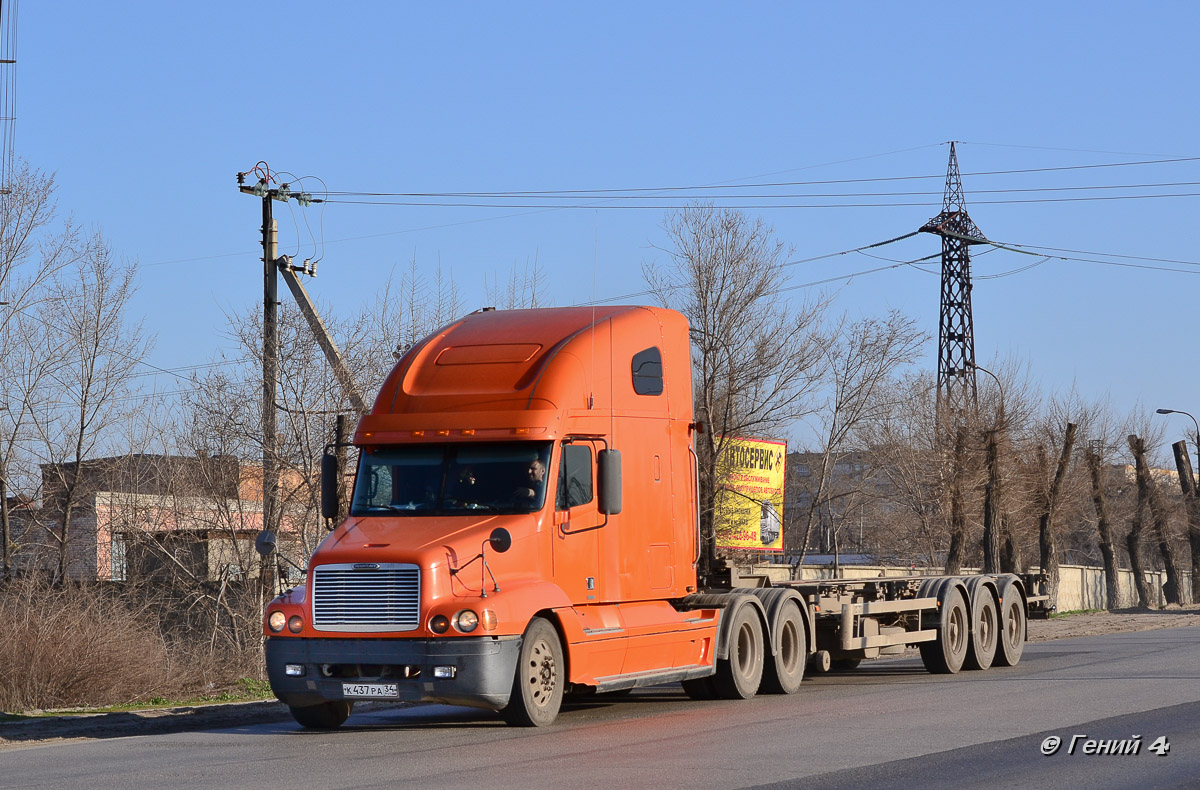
[
  {"left": 319, "top": 191, "right": 1200, "bottom": 210},
  {"left": 315, "top": 180, "right": 1200, "bottom": 202},
  {"left": 958, "top": 141, "right": 1191, "bottom": 159},
  {"left": 319, "top": 156, "right": 1200, "bottom": 198}
]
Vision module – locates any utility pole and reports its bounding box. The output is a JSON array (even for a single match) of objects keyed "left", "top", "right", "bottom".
[
  {"left": 920, "top": 142, "right": 987, "bottom": 427},
  {"left": 238, "top": 167, "right": 290, "bottom": 598},
  {"left": 238, "top": 165, "right": 367, "bottom": 563}
]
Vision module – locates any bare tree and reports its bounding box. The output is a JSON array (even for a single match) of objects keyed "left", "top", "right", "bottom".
[
  {"left": 1034, "top": 422, "right": 1076, "bottom": 610},
  {"left": 1086, "top": 442, "right": 1123, "bottom": 609},
  {"left": 1126, "top": 433, "right": 1184, "bottom": 605},
  {"left": 643, "top": 204, "right": 829, "bottom": 576},
  {"left": 25, "top": 234, "right": 150, "bottom": 582},
  {"left": 1169, "top": 441, "right": 1200, "bottom": 603},
  {"left": 0, "top": 164, "right": 84, "bottom": 578},
  {"left": 486, "top": 252, "right": 546, "bottom": 310},
  {"left": 1124, "top": 434, "right": 1157, "bottom": 608},
  {"left": 793, "top": 311, "right": 927, "bottom": 567}
]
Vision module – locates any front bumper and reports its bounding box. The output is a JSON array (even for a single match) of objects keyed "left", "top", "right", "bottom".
[{"left": 265, "top": 636, "right": 521, "bottom": 711}]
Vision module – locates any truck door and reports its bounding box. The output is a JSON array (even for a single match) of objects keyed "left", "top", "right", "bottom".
[{"left": 552, "top": 439, "right": 603, "bottom": 603}]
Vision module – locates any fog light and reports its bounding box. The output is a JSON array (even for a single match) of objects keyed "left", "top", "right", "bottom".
[
  {"left": 433, "top": 665, "right": 456, "bottom": 679},
  {"left": 268, "top": 610, "right": 286, "bottom": 633},
  {"left": 287, "top": 615, "right": 303, "bottom": 633},
  {"left": 481, "top": 609, "right": 497, "bottom": 631},
  {"left": 455, "top": 610, "right": 479, "bottom": 633},
  {"left": 429, "top": 614, "right": 450, "bottom": 634},
  {"left": 285, "top": 664, "right": 305, "bottom": 677}
]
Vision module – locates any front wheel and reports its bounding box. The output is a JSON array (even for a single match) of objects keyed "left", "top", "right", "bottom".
[
  {"left": 502, "top": 617, "right": 565, "bottom": 727},
  {"left": 288, "top": 700, "right": 352, "bottom": 730}
]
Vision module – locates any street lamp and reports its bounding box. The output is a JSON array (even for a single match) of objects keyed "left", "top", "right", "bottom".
[
  {"left": 1155, "top": 408, "right": 1200, "bottom": 471},
  {"left": 970, "top": 363, "right": 1005, "bottom": 429}
]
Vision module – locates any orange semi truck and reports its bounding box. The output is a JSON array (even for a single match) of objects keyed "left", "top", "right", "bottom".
[{"left": 261, "top": 305, "right": 1042, "bottom": 729}]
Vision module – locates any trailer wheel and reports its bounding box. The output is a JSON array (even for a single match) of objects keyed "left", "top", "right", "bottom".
[
  {"left": 964, "top": 586, "right": 998, "bottom": 671},
  {"left": 713, "top": 603, "right": 764, "bottom": 699},
  {"left": 288, "top": 700, "right": 352, "bottom": 730},
  {"left": 920, "top": 585, "right": 968, "bottom": 674},
  {"left": 994, "top": 587, "right": 1027, "bottom": 667},
  {"left": 761, "top": 601, "right": 805, "bottom": 694},
  {"left": 502, "top": 617, "right": 564, "bottom": 727}
]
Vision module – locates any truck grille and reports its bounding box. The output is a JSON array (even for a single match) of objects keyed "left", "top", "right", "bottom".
[{"left": 311, "top": 563, "right": 421, "bottom": 632}]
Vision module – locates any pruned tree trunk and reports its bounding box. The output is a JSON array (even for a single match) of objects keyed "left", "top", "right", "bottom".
[
  {"left": 944, "top": 426, "right": 967, "bottom": 575},
  {"left": 0, "top": 467, "right": 9, "bottom": 579},
  {"left": 1086, "top": 446, "right": 1122, "bottom": 609},
  {"left": 981, "top": 429, "right": 1002, "bottom": 573},
  {"left": 335, "top": 413, "right": 351, "bottom": 523},
  {"left": 1125, "top": 435, "right": 1154, "bottom": 608},
  {"left": 1035, "top": 423, "right": 1075, "bottom": 611},
  {"left": 1169, "top": 440, "right": 1200, "bottom": 604},
  {"left": 1000, "top": 512, "right": 1023, "bottom": 573},
  {"left": 1128, "top": 434, "right": 1183, "bottom": 605}
]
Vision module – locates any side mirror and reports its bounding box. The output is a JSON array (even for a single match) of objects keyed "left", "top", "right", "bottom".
[
  {"left": 488, "top": 527, "right": 512, "bottom": 554},
  {"left": 598, "top": 449, "right": 622, "bottom": 515},
  {"left": 255, "top": 530, "right": 278, "bottom": 557},
  {"left": 321, "top": 451, "right": 339, "bottom": 521}
]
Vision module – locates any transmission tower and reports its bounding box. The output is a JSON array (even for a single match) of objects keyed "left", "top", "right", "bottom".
[
  {"left": 920, "top": 142, "right": 987, "bottom": 424},
  {"left": 0, "top": 0, "right": 17, "bottom": 194}
]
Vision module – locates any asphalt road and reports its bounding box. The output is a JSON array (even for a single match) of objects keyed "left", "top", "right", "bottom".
[{"left": 2, "top": 627, "right": 1198, "bottom": 790}]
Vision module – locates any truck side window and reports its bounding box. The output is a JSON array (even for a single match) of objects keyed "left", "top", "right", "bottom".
[
  {"left": 556, "top": 443, "right": 594, "bottom": 509},
  {"left": 631, "top": 346, "right": 663, "bottom": 395}
]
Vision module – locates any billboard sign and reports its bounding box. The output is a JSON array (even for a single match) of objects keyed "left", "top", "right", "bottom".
[{"left": 714, "top": 437, "right": 786, "bottom": 552}]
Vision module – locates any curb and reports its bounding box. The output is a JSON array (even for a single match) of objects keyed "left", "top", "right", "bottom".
[{"left": 0, "top": 700, "right": 294, "bottom": 745}]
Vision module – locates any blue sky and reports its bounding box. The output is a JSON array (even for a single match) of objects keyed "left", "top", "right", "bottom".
[{"left": 15, "top": 2, "right": 1200, "bottom": 446}]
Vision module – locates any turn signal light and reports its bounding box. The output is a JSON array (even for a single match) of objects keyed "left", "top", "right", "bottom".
[{"left": 481, "top": 609, "right": 498, "bottom": 631}]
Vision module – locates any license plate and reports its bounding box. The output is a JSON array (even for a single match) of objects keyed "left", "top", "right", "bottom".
[{"left": 342, "top": 682, "right": 399, "bottom": 698}]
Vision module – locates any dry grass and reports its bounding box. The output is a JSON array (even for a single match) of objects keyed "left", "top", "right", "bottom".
[{"left": 0, "top": 575, "right": 262, "bottom": 712}]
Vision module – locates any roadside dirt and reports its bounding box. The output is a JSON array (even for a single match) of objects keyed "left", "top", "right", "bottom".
[
  {"left": 1026, "top": 603, "right": 1200, "bottom": 642},
  {"left": 3, "top": 607, "right": 1197, "bottom": 748}
]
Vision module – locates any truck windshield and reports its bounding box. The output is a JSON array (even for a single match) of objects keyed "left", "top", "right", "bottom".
[{"left": 350, "top": 442, "right": 552, "bottom": 516}]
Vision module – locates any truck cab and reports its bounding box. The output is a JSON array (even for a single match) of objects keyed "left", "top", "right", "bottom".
[{"left": 263, "top": 306, "right": 721, "bottom": 727}]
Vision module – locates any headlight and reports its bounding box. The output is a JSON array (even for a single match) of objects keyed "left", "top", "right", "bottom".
[
  {"left": 429, "top": 614, "right": 450, "bottom": 634},
  {"left": 455, "top": 610, "right": 479, "bottom": 633},
  {"left": 287, "top": 615, "right": 303, "bottom": 634},
  {"left": 268, "top": 610, "right": 286, "bottom": 633}
]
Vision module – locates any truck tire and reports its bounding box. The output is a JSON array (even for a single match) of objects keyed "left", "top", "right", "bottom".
[
  {"left": 994, "top": 579, "right": 1027, "bottom": 667},
  {"left": 713, "top": 602, "right": 764, "bottom": 699},
  {"left": 919, "top": 584, "right": 968, "bottom": 674},
  {"left": 288, "top": 700, "right": 352, "bottom": 730},
  {"left": 761, "top": 600, "right": 805, "bottom": 695},
  {"left": 502, "top": 617, "right": 564, "bottom": 727},
  {"left": 964, "top": 581, "right": 998, "bottom": 671}
]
